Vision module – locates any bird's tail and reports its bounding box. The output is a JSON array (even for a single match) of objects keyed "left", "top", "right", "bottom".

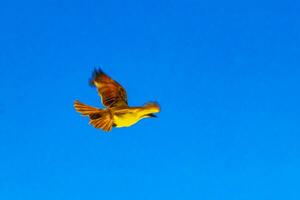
[{"left": 74, "top": 100, "right": 113, "bottom": 132}]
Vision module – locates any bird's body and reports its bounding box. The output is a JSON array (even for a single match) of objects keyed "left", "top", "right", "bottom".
[
  {"left": 112, "top": 105, "right": 160, "bottom": 127},
  {"left": 74, "top": 68, "right": 160, "bottom": 132}
]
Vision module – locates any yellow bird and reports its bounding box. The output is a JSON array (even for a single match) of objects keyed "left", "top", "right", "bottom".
[{"left": 74, "top": 68, "right": 160, "bottom": 132}]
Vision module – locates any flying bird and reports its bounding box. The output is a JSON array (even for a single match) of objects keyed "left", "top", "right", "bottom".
[{"left": 74, "top": 68, "right": 160, "bottom": 132}]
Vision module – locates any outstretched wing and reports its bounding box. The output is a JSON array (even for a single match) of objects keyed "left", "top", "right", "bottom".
[{"left": 89, "top": 68, "right": 128, "bottom": 108}]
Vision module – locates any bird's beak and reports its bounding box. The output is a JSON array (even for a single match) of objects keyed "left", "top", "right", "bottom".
[{"left": 147, "top": 113, "right": 157, "bottom": 118}]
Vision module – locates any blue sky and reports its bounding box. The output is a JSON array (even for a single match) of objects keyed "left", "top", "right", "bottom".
[{"left": 1, "top": 0, "right": 300, "bottom": 199}]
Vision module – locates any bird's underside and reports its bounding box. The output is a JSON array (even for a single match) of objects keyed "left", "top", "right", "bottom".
[{"left": 74, "top": 68, "right": 160, "bottom": 132}]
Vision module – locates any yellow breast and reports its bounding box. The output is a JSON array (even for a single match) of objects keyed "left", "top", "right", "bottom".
[
  {"left": 112, "top": 104, "right": 160, "bottom": 128},
  {"left": 113, "top": 112, "right": 141, "bottom": 127}
]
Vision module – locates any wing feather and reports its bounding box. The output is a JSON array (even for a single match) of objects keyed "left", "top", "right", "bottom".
[{"left": 89, "top": 68, "right": 128, "bottom": 108}]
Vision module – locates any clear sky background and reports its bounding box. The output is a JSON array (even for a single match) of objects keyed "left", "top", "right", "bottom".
[{"left": 0, "top": 0, "right": 300, "bottom": 199}]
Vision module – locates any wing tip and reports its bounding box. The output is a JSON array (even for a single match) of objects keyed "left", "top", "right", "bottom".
[{"left": 89, "top": 68, "right": 105, "bottom": 87}]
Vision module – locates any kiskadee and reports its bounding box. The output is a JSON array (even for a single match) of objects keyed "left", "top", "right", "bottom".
[{"left": 74, "top": 68, "right": 160, "bottom": 132}]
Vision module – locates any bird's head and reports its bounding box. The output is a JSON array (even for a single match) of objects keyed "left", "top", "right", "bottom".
[{"left": 140, "top": 102, "right": 160, "bottom": 118}]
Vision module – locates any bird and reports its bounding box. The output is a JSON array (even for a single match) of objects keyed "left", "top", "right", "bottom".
[{"left": 74, "top": 68, "right": 160, "bottom": 132}]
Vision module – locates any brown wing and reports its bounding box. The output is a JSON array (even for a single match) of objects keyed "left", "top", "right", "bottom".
[{"left": 89, "top": 69, "right": 128, "bottom": 108}]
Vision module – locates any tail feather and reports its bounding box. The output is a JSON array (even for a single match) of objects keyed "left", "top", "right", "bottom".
[
  {"left": 74, "top": 100, "right": 113, "bottom": 132},
  {"left": 90, "top": 116, "right": 113, "bottom": 132},
  {"left": 74, "top": 100, "right": 100, "bottom": 116}
]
